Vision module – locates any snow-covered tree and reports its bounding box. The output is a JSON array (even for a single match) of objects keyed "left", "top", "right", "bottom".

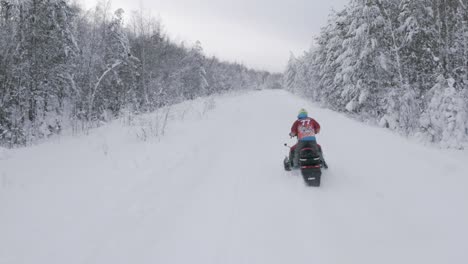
[{"left": 180, "top": 41, "right": 209, "bottom": 100}]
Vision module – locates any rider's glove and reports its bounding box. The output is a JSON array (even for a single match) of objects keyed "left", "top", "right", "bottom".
[{"left": 289, "top": 132, "right": 296, "bottom": 137}]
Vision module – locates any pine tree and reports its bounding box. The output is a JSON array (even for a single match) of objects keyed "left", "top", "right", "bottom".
[
  {"left": 311, "top": 8, "right": 350, "bottom": 107},
  {"left": 284, "top": 53, "right": 297, "bottom": 92}
]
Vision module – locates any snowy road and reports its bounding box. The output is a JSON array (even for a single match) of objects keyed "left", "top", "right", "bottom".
[{"left": 1, "top": 90, "right": 468, "bottom": 264}]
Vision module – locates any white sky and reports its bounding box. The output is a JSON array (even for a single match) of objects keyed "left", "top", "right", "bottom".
[{"left": 80, "top": 0, "right": 349, "bottom": 73}]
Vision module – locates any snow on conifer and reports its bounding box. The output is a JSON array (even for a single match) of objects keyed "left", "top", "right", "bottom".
[{"left": 285, "top": 0, "right": 468, "bottom": 148}]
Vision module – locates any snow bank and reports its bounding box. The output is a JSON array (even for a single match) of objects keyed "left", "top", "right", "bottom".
[{"left": 0, "top": 147, "right": 10, "bottom": 160}]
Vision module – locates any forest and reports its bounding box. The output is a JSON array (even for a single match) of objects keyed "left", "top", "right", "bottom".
[
  {"left": 285, "top": 0, "right": 468, "bottom": 148},
  {"left": 0, "top": 0, "right": 281, "bottom": 147}
]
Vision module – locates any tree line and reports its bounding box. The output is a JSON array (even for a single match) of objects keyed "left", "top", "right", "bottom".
[
  {"left": 285, "top": 0, "right": 468, "bottom": 148},
  {"left": 0, "top": 0, "right": 281, "bottom": 147}
]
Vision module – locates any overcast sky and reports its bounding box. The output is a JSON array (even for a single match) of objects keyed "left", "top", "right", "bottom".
[{"left": 81, "top": 0, "right": 349, "bottom": 73}]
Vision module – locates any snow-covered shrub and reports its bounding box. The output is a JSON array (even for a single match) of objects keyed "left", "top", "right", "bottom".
[
  {"left": 129, "top": 106, "right": 171, "bottom": 142},
  {"left": 420, "top": 77, "right": 467, "bottom": 148},
  {"left": 381, "top": 85, "right": 420, "bottom": 135},
  {"left": 202, "top": 97, "right": 216, "bottom": 116}
]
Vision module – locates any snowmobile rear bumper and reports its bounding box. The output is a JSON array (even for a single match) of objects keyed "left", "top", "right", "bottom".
[{"left": 301, "top": 167, "right": 321, "bottom": 186}]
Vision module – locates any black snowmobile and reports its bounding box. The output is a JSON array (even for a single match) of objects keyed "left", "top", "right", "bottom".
[{"left": 283, "top": 141, "right": 328, "bottom": 187}]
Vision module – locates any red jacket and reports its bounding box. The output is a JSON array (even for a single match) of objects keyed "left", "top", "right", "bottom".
[{"left": 291, "top": 117, "right": 320, "bottom": 140}]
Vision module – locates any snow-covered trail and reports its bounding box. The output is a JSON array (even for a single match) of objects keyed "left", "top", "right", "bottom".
[{"left": 1, "top": 90, "right": 468, "bottom": 264}]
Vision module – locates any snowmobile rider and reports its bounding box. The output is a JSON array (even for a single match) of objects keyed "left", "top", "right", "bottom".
[{"left": 289, "top": 109, "right": 325, "bottom": 168}]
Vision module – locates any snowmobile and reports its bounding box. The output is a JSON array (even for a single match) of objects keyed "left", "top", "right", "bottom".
[{"left": 283, "top": 142, "right": 328, "bottom": 187}]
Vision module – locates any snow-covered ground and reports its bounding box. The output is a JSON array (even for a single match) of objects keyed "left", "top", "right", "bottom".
[{"left": 1, "top": 90, "right": 468, "bottom": 264}]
